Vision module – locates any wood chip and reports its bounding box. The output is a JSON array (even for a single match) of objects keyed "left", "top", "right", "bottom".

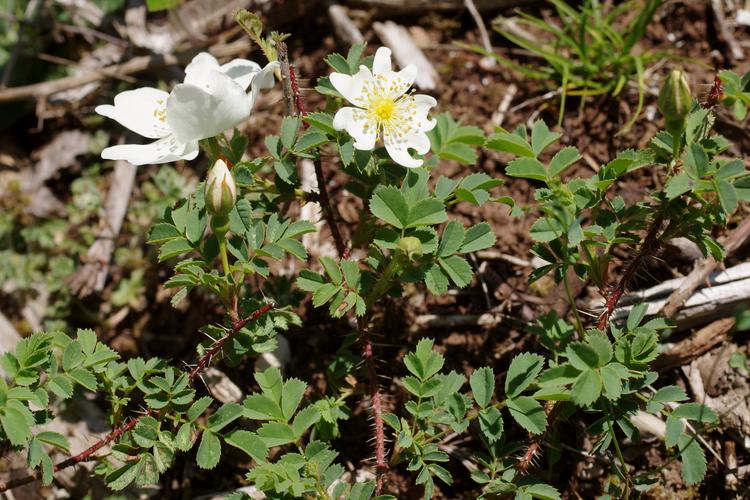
[{"left": 373, "top": 21, "right": 438, "bottom": 91}]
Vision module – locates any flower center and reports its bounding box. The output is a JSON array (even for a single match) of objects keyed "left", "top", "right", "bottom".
[{"left": 371, "top": 97, "right": 395, "bottom": 122}]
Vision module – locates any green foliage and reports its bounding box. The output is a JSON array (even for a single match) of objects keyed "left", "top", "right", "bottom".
[{"left": 466, "top": 0, "right": 661, "bottom": 127}]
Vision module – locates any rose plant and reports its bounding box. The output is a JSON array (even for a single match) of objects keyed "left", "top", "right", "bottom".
[{"left": 0, "top": 13, "right": 748, "bottom": 500}]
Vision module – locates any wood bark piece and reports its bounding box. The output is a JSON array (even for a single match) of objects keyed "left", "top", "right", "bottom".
[
  {"left": 413, "top": 312, "right": 504, "bottom": 330},
  {"left": 605, "top": 263, "right": 750, "bottom": 330},
  {"left": 711, "top": 0, "right": 745, "bottom": 61},
  {"left": 373, "top": 21, "right": 438, "bottom": 91},
  {"left": 68, "top": 159, "right": 137, "bottom": 297},
  {"left": 653, "top": 317, "right": 735, "bottom": 372},
  {"left": 328, "top": 4, "right": 365, "bottom": 45},
  {"left": 0, "top": 39, "right": 251, "bottom": 103},
  {"left": 662, "top": 217, "right": 750, "bottom": 318},
  {"left": 347, "top": 0, "right": 533, "bottom": 14}
]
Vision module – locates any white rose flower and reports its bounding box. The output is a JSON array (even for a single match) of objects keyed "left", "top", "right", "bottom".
[
  {"left": 95, "top": 53, "right": 278, "bottom": 166},
  {"left": 330, "top": 47, "right": 437, "bottom": 168}
]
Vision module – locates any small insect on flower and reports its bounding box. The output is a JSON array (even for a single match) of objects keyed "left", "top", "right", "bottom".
[{"left": 329, "top": 47, "right": 437, "bottom": 168}]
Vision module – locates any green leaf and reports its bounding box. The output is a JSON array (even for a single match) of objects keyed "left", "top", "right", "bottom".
[
  {"left": 671, "top": 403, "right": 717, "bottom": 423},
  {"left": 1, "top": 408, "right": 30, "bottom": 446},
  {"left": 304, "top": 112, "right": 336, "bottom": 134},
  {"left": 106, "top": 460, "right": 140, "bottom": 490},
  {"left": 47, "top": 375, "right": 73, "bottom": 399},
  {"left": 424, "top": 264, "right": 449, "bottom": 295},
  {"left": 196, "top": 431, "right": 221, "bottom": 470},
  {"left": 68, "top": 368, "right": 97, "bottom": 391},
  {"left": 438, "top": 255, "right": 472, "bottom": 287},
  {"left": 320, "top": 256, "right": 343, "bottom": 285},
  {"left": 665, "top": 416, "right": 683, "bottom": 447},
  {"left": 175, "top": 424, "right": 193, "bottom": 451},
  {"left": 565, "top": 343, "right": 599, "bottom": 370},
  {"left": 478, "top": 406, "right": 504, "bottom": 443},
  {"left": 207, "top": 403, "right": 244, "bottom": 432},
  {"left": 257, "top": 422, "right": 296, "bottom": 447},
  {"left": 548, "top": 146, "right": 580, "bottom": 178},
  {"left": 145, "top": 0, "right": 179, "bottom": 11},
  {"left": 470, "top": 366, "right": 494, "bottom": 408},
  {"left": 486, "top": 132, "right": 534, "bottom": 157},
  {"left": 459, "top": 223, "right": 496, "bottom": 253},
  {"left": 665, "top": 172, "right": 694, "bottom": 199},
  {"left": 294, "top": 131, "right": 328, "bottom": 152},
  {"left": 570, "top": 369, "right": 602, "bottom": 406},
  {"left": 225, "top": 430, "right": 268, "bottom": 463},
  {"left": 600, "top": 364, "right": 624, "bottom": 400},
  {"left": 679, "top": 434, "right": 707, "bottom": 485},
  {"left": 292, "top": 405, "right": 321, "bottom": 437},
  {"left": 158, "top": 238, "right": 194, "bottom": 261},
  {"left": 35, "top": 431, "right": 70, "bottom": 452},
  {"left": 407, "top": 199, "right": 447, "bottom": 228},
  {"left": 62, "top": 341, "right": 83, "bottom": 371},
  {"left": 296, "top": 270, "right": 326, "bottom": 292},
  {"left": 653, "top": 385, "right": 688, "bottom": 403},
  {"left": 188, "top": 396, "right": 214, "bottom": 422},
  {"left": 280, "top": 116, "right": 300, "bottom": 150},
  {"left": 530, "top": 120, "right": 561, "bottom": 156},
  {"left": 716, "top": 179, "right": 738, "bottom": 214},
  {"left": 438, "top": 220, "right": 465, "bottom": 257},
  {"left": 507, "top": 396, "right": 547, "bottom": 434},
  {"left": 313, "top": 283, "right": 341, "bottom": 307},
  {"left": 586, "top": 331, "right": 613, "bottom": 367},
  {"left": 243, "top": 394, "right": 283, "bottom": 420},
  {"left": 506, "top": 158, "right": 548, "bottom": 182},
  {"left": 370, "top": 186, "right": 409, "bottom": 229},
  {"left": 505, "top": 353, "right": 545, "bottom": 398},
  {"left": 281, "top": 378, "right": 307, "bottom": 421}
]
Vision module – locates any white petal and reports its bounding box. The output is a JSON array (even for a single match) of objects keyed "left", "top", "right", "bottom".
[
  {"left": 95, "top": 87, "right": 171, "bottom": 139},
  {"left": 183, "top": 52, "right": 221, "bottom": 87},
  {"left": 372, "top": 47, "right": 393, "bottom": 76},
  {"left": 333, "top": 107, "right": 376, "bottom": 151},
  {"left": 248, "top": 61, "right": 279, "bottom": 109},
  {"left": 220, "top": 58, "right": 263, "bottom": 90},
  {"left": 412, "top": 94, "right": 438, "bottom": 132},
  {"left": 101, "top": 135, "right": 199, "bottom": 166},
  {"left": 167, "top": 71, "right": 250, "bottom": 142},
  {"left": 329, "top": 65, "right": 372, "bottom": 107},
  {"left": 384, "top": 130, "right": 428, "bottom": 168}
]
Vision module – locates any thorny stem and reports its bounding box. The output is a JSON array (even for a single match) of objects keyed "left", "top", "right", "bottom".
[
  {"left": 518, "top": 213, "right": 666, "bottom": 479},
  {"left": 277, "top": 40, "right": 383, "bottom": 492},
  {"left": 597, "top": 213, "right": 664, "bottom": 331},
  {"left": 0, "top": 302, "right": 274, "bottom": 493}
]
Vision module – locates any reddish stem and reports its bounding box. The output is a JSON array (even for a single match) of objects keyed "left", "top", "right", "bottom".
[
  {"left": 0, "top": 303, "right": 273, "bottom": 492},
  {"left": 288, "top": 64, "right": 348, "bottom": 259},
  {"left": 361, "top": 323, "right": 388, "bottom": 493},
  {"left": 597, "top": 214, "right": 664, "bottom": 331}
]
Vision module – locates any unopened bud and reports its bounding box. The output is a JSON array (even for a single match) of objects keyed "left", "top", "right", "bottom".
[
  {"left": 205, "top": 159, "right": 236, "bottom": 217},
  {"left": 397, "top": 236, "right": 423, "bottom": 259},
  {"left": 658, "top": 69, "right": 692, "bottom": 127}
]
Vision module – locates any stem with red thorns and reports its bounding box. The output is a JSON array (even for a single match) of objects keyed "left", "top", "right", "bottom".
[
  {"left": 0, "top": 303, "right": 273, "bottom": 493},
  {"left": 597, "top": 214, "right": 664, "bottom": 331},
  {"left": 361, "top": 319, "right": 388, "bottom": 493},
  {"left": 517, "top": 213, "right": 665, "bottom": 475}
]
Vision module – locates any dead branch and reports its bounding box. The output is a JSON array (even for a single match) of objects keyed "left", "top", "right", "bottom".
[
  {"left": 662, "top": 217, "right": 750, "bottom": 319},
  {"left": 653, "top": 317, "right": 736, "bottom": 372},
  {"left": 0, "top": 39, "right": 251, "bottom": 103},
  {"left": 68, "top": 159, "right": 137, "bottom": 297}
]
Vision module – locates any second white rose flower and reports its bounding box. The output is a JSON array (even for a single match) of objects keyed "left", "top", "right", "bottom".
[{"left": 329, "top": 47, "right": 437, "bottom": 168}]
